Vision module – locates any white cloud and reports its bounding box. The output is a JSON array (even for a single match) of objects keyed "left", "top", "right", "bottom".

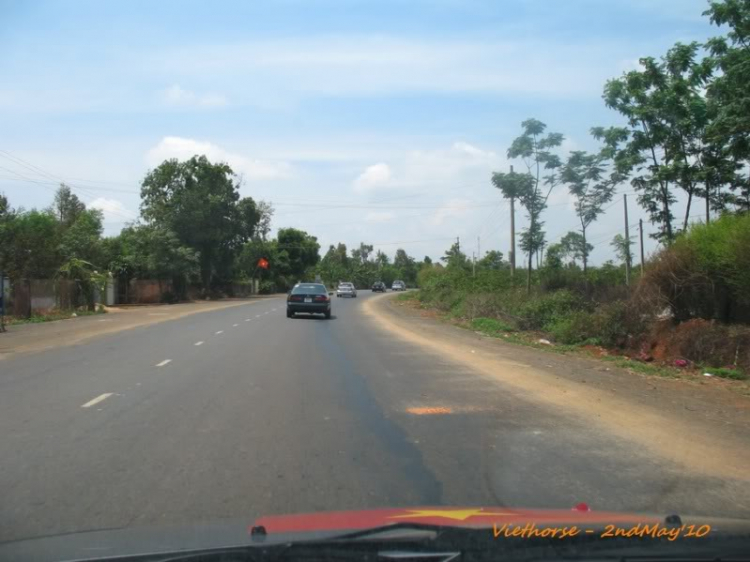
[
  {"left": 89, "top": 197, "right": 137, "bottom": 221},
  {"left": 353, "top": 163, "right": 391, "bottom": 192},
  {"left": 365, "top": 211, "right": 396, "bottom": 223},
  {"left": 147, "top": 136, "right": 292, "bottom": 180},
  {"left": 431, "top": 198, "right": 472, "bottom": 226},
  {"left": 161, "top": 84, "right": 228, "bottom": 107}
]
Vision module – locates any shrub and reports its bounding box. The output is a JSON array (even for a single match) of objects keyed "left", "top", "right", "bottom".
[
  {"left": 515, "top": 289, "right": 584, "bottom": 331},
  {"left": 640, "top": 213, "right": 750, "bottom": 323}
]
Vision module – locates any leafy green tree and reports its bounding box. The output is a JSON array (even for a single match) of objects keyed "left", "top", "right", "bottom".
[
  {"left": 60, "top": 209, "right": 104, "bottom": 265},
  {"left": 477, "top": 250, "right": 504, "bottom": 270},
  {"left": 423, "top": 255, "right": 432, "bottom": 265},
  {"left": 704, "top": 0, "right": 750, "bottom": 211},
  {"left": 0, "top": 210, "right": 60, "bottom": 279},
  {"left": 441, "top": 242, "right": 469, "bottom": 270},
  {"left": 255, "top": 200, "right": 275, "bottom": 241},
  {"left": 560, "top": 149, "right": 619, "bottom": 273},
  {"left": 50, "top": 184, "right": 86, "bottom": 227},
  {"left": 557, "top": 231, "right": 593, "bottom": 267},
  {"left": 494, "top": 119, "right": 563, "bottom": 291},
  {"left": 140, "top": 156, "right": 260, "bottom": 289},
  {"left": 393, "top": 248, "right": 417, "bottom": 284},
  {"left": 276, "top": 228, "right": 320, "bottom": 284},
  {"left": 610, "top": 234, "right": 634, "bottom": 267},
  {"left": 351, "top": 243, "right": 374, "bottom": 265},
  {"left": 375, "top": 250, "right": 390, "bottom": 267},
  {"left": 604, "top": 62, "right": 676, "bottom": 243}
]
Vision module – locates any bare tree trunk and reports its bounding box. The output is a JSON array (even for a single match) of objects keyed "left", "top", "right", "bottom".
[
  {"left": 683, "top": 189, "right": 693, "bottom": 232},
  {"left": 705, "top": 181, "right": 711, "bottom": 224}
]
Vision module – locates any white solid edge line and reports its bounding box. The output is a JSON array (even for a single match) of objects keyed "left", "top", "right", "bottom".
[
  {"left": 194, "top": 341, "right": 204, "bottom": 346},
  {"left": 156, "top": 359, "right": 172, "bottom": 367},
  {"left": 81, "top": 393, "right": 114, "bottom": 408},
  {"left": 215, "top": 330, "right": 224, "bottom": 335}
]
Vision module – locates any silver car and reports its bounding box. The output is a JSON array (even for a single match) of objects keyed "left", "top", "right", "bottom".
[{"left": 336, "top": 282, "right": 357, "bottom": 298}]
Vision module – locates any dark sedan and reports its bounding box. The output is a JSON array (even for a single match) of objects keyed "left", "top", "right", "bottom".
[
  {"left": 371, "top": 281, "right": 387, "bottom": 292},
  {"left": 286, "top": 283, "right": 332, "bottom": 319}
]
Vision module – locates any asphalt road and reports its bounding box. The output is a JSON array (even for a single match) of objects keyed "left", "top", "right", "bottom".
[{"left": 1, "top": 291, "right": 747, "bottom": 545}]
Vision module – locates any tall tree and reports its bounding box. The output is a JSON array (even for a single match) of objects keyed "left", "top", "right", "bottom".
[
  {"left": 51, "top": 184, "right": 86, "bottom": 227},
  {"left": 704, "top": 0, "right": 750, "bottom": 211},
  {"left": 496, "top": 119, "right": 563, "bottom": 292},
  {"left": 560, "top": 148, "right": 619, "bottom": 273},
  {"left": 60, "top": 209, "right": 104, "bottom": 265},
  {"left": 604, "top": 62, "right": 676, "bottom": 243},
  {"left": 255, "top": 200, "right": 275, "bottom": 240},
  {"left": 140, "top": 156, "right": 260, "bottom": 290},
  {"left": 441, "top": 242, "right": 469, "bottom": 270},
  {"left": 610, "top": 234, "right": 634, "bottom": 267},
  {"left": 393, "top": 248, "right": 417, "bottom": 284},
  {"left": 556, "top": 231, "right": 593, "bottom": 267},
  {"left": 276, "top": 228, "right": 320, "bottom": 283}
]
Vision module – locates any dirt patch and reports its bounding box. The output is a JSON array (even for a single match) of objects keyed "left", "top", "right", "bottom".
[{"left": 363, "top": 293, "right": 750, "bottom": 483}]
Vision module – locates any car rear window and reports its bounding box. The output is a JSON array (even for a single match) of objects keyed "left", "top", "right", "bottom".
[{"left": 292, "top": 284, "right": 327, "bottom": 294}]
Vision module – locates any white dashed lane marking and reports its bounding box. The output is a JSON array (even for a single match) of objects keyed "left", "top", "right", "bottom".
[
  {"left": 245, "top": 319, "right": 251, "bottom": 322},
  {"left": 215, "top": 330, "right": 224, "bottom": 335},
  {"left": 81, "top": 393, "right": 113, "bottom": 408},
  {"left": 156, "top": 359, "right": 172, "bottom": 367},
  {"left": 233, "top": 323, "right": 238, "bottom": 327},
  {"left": 194, "top": 341, "right": 204, "bottom": 346}
]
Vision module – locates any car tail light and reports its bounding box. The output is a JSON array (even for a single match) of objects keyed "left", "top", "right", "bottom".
[
  {"left": 289, "top": 295, "right": 304, "bottom": 302},
  {"left": 314, "top": 295, "right": 329, "bottom": 302}
]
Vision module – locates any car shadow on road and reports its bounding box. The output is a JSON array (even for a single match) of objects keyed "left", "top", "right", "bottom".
[{"left": 291, "top": 314, "right": 338, "bottom": 320}]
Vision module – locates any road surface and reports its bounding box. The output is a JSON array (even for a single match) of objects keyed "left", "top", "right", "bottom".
[{"left": 1, "top": 291, "right": 748, "bottom": 544}]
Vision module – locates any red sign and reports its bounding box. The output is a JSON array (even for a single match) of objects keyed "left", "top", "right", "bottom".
[{"left": 257, "top": 257, "right": 269, "bottom": 270}]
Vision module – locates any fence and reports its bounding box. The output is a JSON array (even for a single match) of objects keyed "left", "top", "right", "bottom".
[
  {"left": 2, "top": 277, "right": 260, "bottom": 317},
  {"left": 5, "top": 279, "right": 94, "bottom": 318}
]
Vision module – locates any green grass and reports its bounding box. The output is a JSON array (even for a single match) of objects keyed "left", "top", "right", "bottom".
[
  {"left": 600, "top": 355, "right": 679, "bottom": 378},
  {"left": 471, "top": 317, "right": 515, "bottom": 334},
  {"left": 394, "top": 291, "right": 417, "bottom": 302},
  {"left": 702, "top": 367, "right": 747, "bottom": 380},
  {"left": 4, "top": 308, "right": 106, "bottom": 325}
]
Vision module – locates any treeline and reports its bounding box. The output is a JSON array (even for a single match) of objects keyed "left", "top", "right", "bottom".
[
  {"left": 490, "top": 0, "right": 750, "bottom": 291},
  {"left": 0, "top": 156, "right": 322, "bottom": 302}
]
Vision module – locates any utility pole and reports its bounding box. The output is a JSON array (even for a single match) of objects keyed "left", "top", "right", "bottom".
[
  {"left": 639, "top": 219, "right": 645, "bottom": 275},
  {"left": 477, "top": 236, "right": 480, "bottom": 262},
  {"left": 624, "top": 194, "right": 631, "bottom": 286},
  {"left": 509, "top": 165, "right": 516, "bottom": 279},
  {"left": 472, "top": 252, "right": 476, "bottom": 277}
]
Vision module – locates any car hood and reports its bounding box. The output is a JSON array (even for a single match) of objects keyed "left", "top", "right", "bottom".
[{"left": 3, "top": 506, "right": 749, "bottom": 561}]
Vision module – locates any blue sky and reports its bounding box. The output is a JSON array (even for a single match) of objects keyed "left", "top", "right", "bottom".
[{"left": 0, "top": 0, "right": 716, "bottom": 263}]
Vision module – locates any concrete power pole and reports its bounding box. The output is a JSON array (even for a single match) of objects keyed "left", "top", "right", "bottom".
[
  {"left": 639, "top": 219, "right": 645, "bottom": 275},
  {"left": 624, "top": 194, "right": 631, "bottom": 286},
  {"left": 509, "top": 165, "right": 516, "bottom": 278}
]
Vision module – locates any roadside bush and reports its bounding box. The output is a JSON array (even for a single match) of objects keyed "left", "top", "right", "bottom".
[
  {"left": 515, "top": 289, "right": 585, "bottom": 331},
  {"left": 641, "top": 213, "right": 750, "bottom": 323},
  {"left": 659, "top": 318, "right": 750, "bottom": 372}
]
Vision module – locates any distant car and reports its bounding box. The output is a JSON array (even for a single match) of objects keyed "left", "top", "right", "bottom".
[
  {"left": 336, "top": 282, "right": 357, "bottom": 298},
  {"left": 371, "top": 281, "right": 387, "bottom": 292},
  {"left": 287, "top": 283, "right": 332, "bottom": 319},
  {"left": 391, "top": 280, "right": 406, "bottom": 291}
]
